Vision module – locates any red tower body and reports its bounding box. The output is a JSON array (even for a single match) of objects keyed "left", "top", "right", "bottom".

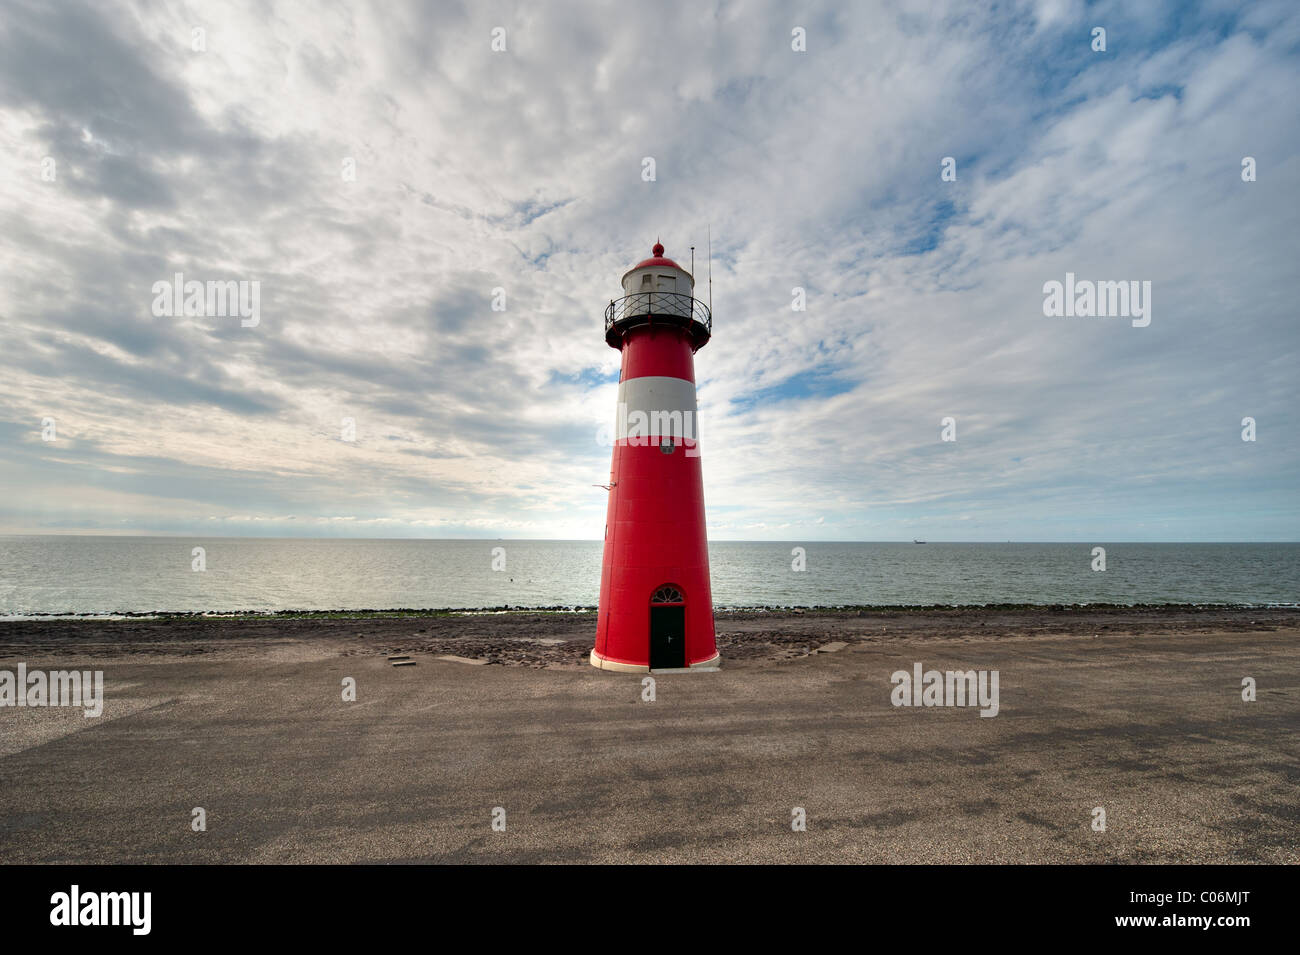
[{"left": 591, "top": 243, "right": 719, "bottom": 672}]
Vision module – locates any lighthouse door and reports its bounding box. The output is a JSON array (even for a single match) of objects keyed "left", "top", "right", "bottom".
[
  {"left": 649, "top": 585, "right": 686, "bottom": 669},
  {"left": 649, "top": 606, "right": 685, "bottom": 669}
]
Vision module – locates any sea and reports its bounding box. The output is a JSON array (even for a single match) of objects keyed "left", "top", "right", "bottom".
[{"left": 0, "top": 537, "right": 1296, "bottom": 618}]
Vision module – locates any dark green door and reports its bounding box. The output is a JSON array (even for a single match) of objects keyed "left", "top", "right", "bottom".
[{"left": 649, "top": 605, "right": 685, "bottom": 669}]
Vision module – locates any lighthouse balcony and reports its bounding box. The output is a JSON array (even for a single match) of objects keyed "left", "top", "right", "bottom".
[{"left": 604, "top": 291, "right": 712, "bottom": 350}]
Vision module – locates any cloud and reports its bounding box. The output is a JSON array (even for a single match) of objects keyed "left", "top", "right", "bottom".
[{"left": 0, "top": 0, "right": 1296, "bottom": 541}]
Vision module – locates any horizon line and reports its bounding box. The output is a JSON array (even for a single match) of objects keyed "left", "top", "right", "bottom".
[{"left": 1, "top": 533, "right": 1298, "bottom": 545}]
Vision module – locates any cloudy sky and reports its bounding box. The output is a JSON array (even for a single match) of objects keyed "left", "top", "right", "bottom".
[{"left": 0, "top": 0, "right": 1296, "bottom": 541}]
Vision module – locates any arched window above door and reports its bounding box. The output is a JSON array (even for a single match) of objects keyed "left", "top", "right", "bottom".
[{"left": 651, "top": 585, "right": 684, "bottom": 604}]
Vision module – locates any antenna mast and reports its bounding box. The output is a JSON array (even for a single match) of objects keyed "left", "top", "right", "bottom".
[{"left": 707, "top": 225, "right": 712, "bottom": 315}]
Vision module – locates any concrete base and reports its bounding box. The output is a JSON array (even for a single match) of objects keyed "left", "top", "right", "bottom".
[{"left": 589, "top": 649, "right": 721, "bottom": 672}]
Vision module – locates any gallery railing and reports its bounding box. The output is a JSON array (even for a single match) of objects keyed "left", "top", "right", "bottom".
[{"left": 604, "top": 292, "right": 712, "bottom": 344}]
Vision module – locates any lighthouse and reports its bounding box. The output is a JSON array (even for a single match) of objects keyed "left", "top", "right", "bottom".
[{"left": 591, "top": 242, "right": 719, "bottom": 672}]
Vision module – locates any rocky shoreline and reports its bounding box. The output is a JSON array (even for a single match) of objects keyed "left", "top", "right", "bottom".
[{"left": 2, "top": 605, "right": 1296, "bottom": 668}]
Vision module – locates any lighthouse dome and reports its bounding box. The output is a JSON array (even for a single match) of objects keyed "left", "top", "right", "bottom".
[
  {"left": 629, "top": 242, "right": 684, "bottom": 272},
  {"left": 621, "top": 242, "right": 695, "bottom": 296}
]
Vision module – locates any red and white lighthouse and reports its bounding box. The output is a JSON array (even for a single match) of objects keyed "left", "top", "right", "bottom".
[{"left": 591, "top": 242, "right": 719, "bottom": 672}]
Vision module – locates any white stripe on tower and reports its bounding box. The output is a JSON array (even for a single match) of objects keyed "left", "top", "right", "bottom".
[{"left": 615, "top": 376, "right": 698, "bottom": 440}]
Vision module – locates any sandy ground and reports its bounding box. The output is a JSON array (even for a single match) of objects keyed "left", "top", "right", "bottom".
[{"left": 0, "top": 607, "right": 1296, "bottom": 863}]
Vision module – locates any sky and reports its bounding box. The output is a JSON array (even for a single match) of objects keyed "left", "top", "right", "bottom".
[{"left": 0, "top": 0, "right": 1296, "bottom": 542}]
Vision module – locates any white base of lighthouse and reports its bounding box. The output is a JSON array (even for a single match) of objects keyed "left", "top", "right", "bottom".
[{"left": 588, "top": 649, "right": 722, "bottom": 673}]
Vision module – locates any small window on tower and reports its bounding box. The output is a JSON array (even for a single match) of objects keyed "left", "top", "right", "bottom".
[{"left": 641, "top": 274, "right": 653, "bottom": 288}]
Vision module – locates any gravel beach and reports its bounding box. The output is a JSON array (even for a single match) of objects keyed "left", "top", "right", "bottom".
[{"left": 1, "top": 606, "right": 1296, "bottom": 863}]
